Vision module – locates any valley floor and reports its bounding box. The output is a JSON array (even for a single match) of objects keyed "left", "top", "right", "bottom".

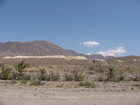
[{"left": 0, "top": 81, "right": 140, "bottom": 105}]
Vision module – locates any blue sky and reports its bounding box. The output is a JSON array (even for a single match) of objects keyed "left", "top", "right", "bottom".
[{"left": 0, "top": 0, "right": 140, "bottom": 56}]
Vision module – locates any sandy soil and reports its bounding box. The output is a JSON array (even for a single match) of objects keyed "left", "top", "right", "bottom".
[{"left": 0, "top": 86, "right": 140, "bottom": 105}]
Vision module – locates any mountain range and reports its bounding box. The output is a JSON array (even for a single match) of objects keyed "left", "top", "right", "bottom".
[{"left": 0, "top": 40, "right": 114, "bottom": 60}]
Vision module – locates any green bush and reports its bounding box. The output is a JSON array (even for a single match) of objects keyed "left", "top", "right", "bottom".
[
  {"left": 79, "top": 82, "right": 96, "bottom": 88},
  {"left": 15, "top": 59, "right": 29, "bottom": 79},
  {"left": 21, "top": 79, "right": 28, "bottom": 84},
  {"left": 0, "top": 67, "right": 12, "bottom": 80},
  {"left": 10, "top": 71, "right": 19, "bottom": 80},
  {"left": 110, "top": 75, "right": 125, "bottom": 82},
  {"left": 64, "top": 71, "right": 84, "bottom": 81},
  {"left": 38, "top": 69, "right": 47, "bottom": 80},
  {"left": 30, "top": 79, "right": 42, "bottom": 85},
  {"left": 38, "top": 69, "right": 60, "bottom": 81},
  {"left": 10, "top": 80, "right": 17, "bottom": 84},
  {"left": 132, "top": 84, "right": 140, "bottom": 88},
  {"left": 106, "top": 66, "right": 116, "bottom": 81},
  {"left": 118, "top": 75, "right": 125, "bottom": 81},
  {"left": 97, "top": 76, "right": 105, "bottom": 82},
  {"left": 128, "top": 76, "right": 140, "bottom": 81},
  {"left": 30, "top": 81, "right": 41, "bottom": 85},
  {"left": 64, "top": 73, "right": 74, "bottom": 81},
  {"left": 133, "top": 76, "right": 140, "bottom": 81},
  {"left": 22, "top": 74, "right": 31, "bottom": 80},
  {"left": 73, "top": 71, "right": 84, "bottom": 81},
  {"left": 47, "top": 72, "right": 60, "bottom": 81}
]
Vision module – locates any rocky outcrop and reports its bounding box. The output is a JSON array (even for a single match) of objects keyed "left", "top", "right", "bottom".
[{"left": 92, "top": 59, "right": 108, "bottom": 66}]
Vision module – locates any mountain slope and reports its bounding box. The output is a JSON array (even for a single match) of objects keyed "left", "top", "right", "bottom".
[
  {"left": 0, "top": 40, "right": 78, "bottom": 56},
  {"left": 106, "top": 55, "right": 140, "bottom": 65}
]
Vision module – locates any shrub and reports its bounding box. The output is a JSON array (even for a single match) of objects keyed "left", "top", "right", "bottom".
[
  {"left": 30, "top": 77, "right": 42, "bottom": 85},
  {"left": 38, "top": 72, "right": 60, "bottom": 81},
  {"left": 79, "top": 82, "right": 96, "bottom": 88},
  {"left": 128, "top": 76, "right": 140, "bottom": 81},
  {"left": 0, "top": 66, "right": 12, "bottom": 80},
  {"left": 97, "top": 76, "right": 105, "bottom": 82},
  {"left": 132, "top": 84, "right": 140, "bottom": 88},
  {"left": 87, "top": 71, "right": 94, "bottom": 75},
  {"left": 106, "top": 66, "right": 116, "bottom": 81},
  {"left": 64, "top": 71, "right": 84, "bottom": 81},
  {"left": 10, "top": 71, "right": 19, "bottom": 80},
  {"left": 22, "top": 74, "right": 31, "bottom": 80},
  {"left": 110, "top": 75, "right": 125, "bottom": 82},
  {"left": 21, "top": 79, "right": 28, "bottom": 84},
  {"left": 47, "top": 72, "right": 60, "bottom": 81},
  {"left": 30, "top": 80, "right": 42, "bottom": 86},
  {"left": 0, "top": 64, "right": 5, "bottom": 67},
  {"left": 15, "top": 59, "right": 29, "bottom": 79},
  {"left": 133, "top": 76, "right": 140, "bottom": 81},
  {"left": 118, "top": 75, "right": 125, "bottom": 81},
  {"left": 79, "top": 82, "right": 85, "bottom": 86},
  {"left": 10, "top": 80, "right": 17, "bottom": 84},
  {"left": 64, "top": 73, "right": 74, "bottom": 81},
  {"left": 37, "top": 69, "right": 60, "bottom": 81},
  {"left": 56, "top": 84, "right": 64, "bottom": 88},
  {"left": 73, "top": 71, "right": 84, "bottom": 81},
  {"left": 38, "top": 69, "right": 47, "bottom": 80},
  {"left": 89, "top": 65, "right": 94, "bottom": 70}
]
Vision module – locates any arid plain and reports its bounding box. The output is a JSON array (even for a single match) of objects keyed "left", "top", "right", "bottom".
[{"left": 0, "top": 55, "right": 140, "bottom": 105}]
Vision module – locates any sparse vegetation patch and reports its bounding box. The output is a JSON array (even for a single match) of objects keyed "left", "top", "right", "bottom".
[
  {"left": 79, "top": 82, "right": 96, "bottom": 88},
  {"left": 0, "top": 60, "right": 140, "bottom": 89}
]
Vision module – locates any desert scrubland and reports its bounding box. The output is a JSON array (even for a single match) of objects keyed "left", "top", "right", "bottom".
[{"left": 0, "top": 56, "right": 140, "bottom": 105}]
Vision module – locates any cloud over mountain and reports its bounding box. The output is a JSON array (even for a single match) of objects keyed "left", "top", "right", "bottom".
[
  {"left": 96, "top": 47, "right": 126, "bottom": 57},
  {"left": 80, "top": 41, "right": 99, "bottom": 47}
]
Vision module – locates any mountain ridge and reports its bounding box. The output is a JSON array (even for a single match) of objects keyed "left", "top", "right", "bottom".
[
  {"left": 0, "top": 40, "right": 78, "bottom": 56},
  {"left": 0, "top": 40, "right": 114, "bottom": 60}
]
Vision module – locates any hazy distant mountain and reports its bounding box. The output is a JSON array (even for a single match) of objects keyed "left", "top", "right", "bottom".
[
  {"left": 0, "top": 40, "right": 114, "bottom": 60},
  {"left": 80, "top": 54, "right": 114, "bottom": 60}
]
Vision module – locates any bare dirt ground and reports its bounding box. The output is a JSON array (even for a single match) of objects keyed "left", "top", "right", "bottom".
[{"left": 0, "top": 84, "right": 140, "bottom": 105}]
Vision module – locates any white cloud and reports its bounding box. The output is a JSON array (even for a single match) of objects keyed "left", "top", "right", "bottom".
[
  {"left": 86, "top": 51, "right": 94, "bottom": 55},
  {"left": 81, "top": 41, "right": 99, "bottom": 47},
  {"left": 96, "top": 47, "right": 126, "bottom": 57},
  {"left": 86, "top": 53, "right": 92, "bottom": 55}
]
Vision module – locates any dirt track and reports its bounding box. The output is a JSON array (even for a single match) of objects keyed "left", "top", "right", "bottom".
[{"left": 0, "top": 87, "right": 140, "bottom": 105}]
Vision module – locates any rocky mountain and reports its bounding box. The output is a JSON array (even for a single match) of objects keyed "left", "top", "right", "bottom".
[
  {"left": 0, "top": 40, "right": 114, "bottom": 60},
  {"left": 0, "top": 40, "right": 79, "bottom": 56}
]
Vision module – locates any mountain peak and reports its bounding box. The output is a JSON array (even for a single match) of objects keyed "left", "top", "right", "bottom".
[{"left": 0, "top": 40, "right": 78, "bottom": 56}]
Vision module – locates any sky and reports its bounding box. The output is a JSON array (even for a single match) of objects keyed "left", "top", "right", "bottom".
[{"left": 0, "top": 0, "right": 140, "bottom": 57}]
